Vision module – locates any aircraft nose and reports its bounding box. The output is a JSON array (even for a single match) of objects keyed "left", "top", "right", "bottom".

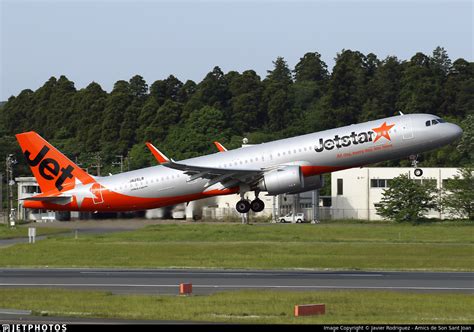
[
  {"left": 447, "top": 123, "right": 463, "bottom": 141},
  {"left": 441, "top": 123, "right": 463, "bottom": 143}
]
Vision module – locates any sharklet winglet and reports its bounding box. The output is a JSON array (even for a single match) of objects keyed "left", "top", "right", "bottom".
[
  {"left": 145, "top": 142, "right": 170, "bottom": 164},
  {"left": 213, "top": 141, "right": 228, "bottom": 152}
]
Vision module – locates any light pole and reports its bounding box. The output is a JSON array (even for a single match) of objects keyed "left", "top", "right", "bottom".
[
  {"left": 113, "top": 155, "right": 124, "bottom": 173},
  {"left": 6, "top": 154, "right": 17, "bottom": 227}
]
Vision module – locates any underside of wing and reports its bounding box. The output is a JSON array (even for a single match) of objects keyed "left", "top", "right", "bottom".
[{"left": 163, "top": 160, "right": 264, "bottom": 189}]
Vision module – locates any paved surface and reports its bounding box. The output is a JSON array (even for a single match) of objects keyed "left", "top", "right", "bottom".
[{"left": 0, "top": 268, "right": 472, "bottom": 295}]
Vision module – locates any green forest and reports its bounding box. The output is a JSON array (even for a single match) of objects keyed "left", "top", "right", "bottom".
[{"left": 0, "top": 47, "right": 472, "bottom": 177}]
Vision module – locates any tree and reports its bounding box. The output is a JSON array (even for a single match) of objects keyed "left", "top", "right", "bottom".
[
  {"left": 441, "top": 58, "right": 473, "bottom": 118},
  {"left": 195, "top": 66, "right": 231, "bottom": 109},
  {"left": 376, "top": 174, "right": 438, "bottom": 222},
  {"left": 262, "top": 57, "right": 294, "bottom": 131},
  {"left": 397, "top": 52, "right": 442, "bottom": 114},
  {"left": 266, "top": 56, "right": 293, "bottom": 87},
  {"left": 101, "top": 80, "right": 132, "bottom": 156},
  {"left": 129, "top": 75, "right": 148, "bottom": 100},
  {"left": 457, "top": 114, "right": 474, "bottom": 165},
  {"left": 144, "top": 100, "right": 182, "bottom": 141},
  {"left": 360, "top": 56, "right": 403, "bottom": 121},
  {"left": 294, "top": 52, "right": 329, "bottom": 83},
  {"left": 324, "top": 50, "right": 369, "bottom": 127},
  {"left": 431, "top": 46, "right": 452, "bottom": 77},
  {"left": 226, "top": 70, "right": 263, "bottom": 133},
  {"left": 440, "top": 168, "right": 473, "bottom": 220},
  {"left": 150, "top": 75, "right": 183, "bottom": 105},
  {"left": 293, "top": 52, "right": 329, "bottom": 115},
  {"left": 72, "top": 82, "right": 107, "bottom": 153}
]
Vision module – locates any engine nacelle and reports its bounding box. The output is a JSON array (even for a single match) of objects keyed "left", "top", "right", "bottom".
[{"left": 258, "top": 166, "right": 304, "bottom": 195}]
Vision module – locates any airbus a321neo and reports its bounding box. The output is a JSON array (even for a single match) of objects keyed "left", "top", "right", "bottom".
[{"left": 16, "top": 113, "right": 462, "bottom": 214}]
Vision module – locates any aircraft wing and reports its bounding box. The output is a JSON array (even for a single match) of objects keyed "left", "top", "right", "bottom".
[
  {"left": 163, "top": 160, "right": 265, "bottom": 188},
  {"left": 146, "top": 141, "right": 274, "bottom": 189}
]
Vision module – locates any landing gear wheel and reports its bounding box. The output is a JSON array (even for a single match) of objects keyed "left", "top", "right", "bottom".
[
  {"left": 236, "top": 200, "right": 251, "bottom": 214},
  {"left": 250, "top": 199, "right": 265, "bottom": 212},
  {"left": 414, "top": 168, "right": 423, "bottom": 177}
]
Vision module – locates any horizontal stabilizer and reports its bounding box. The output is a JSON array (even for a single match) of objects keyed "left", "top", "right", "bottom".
[{"left": 21, "top": 195, "right": 72, "bottom": 205}]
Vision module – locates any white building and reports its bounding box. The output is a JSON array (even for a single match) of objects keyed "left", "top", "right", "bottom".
[{"left": 330, "top": 167, "right": 460, "bottom": 220}]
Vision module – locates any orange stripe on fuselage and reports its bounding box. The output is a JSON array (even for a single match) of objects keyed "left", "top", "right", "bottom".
[{"left": 23, "top": 186, "right": 239, "bottom": 212}]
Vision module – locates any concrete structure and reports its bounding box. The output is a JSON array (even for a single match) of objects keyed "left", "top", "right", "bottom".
[
  {"left": 16, "top": 177, "right": 52, "bottom": 221},
  {"left": 16, "top": 177, "right": 72, "bottom": 221},
  {"left": 330, "top": 167, "right": 460, "bottom": 220}
]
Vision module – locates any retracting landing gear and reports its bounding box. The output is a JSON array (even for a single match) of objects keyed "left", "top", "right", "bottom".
[
  {"left": 235, "top": 191, "right": 266, "bottom": 213},
  {"left": 410, "top": 154, "right": 423, "bottom": 177},
  {"left": 236, "top": 199, "right": 251, "bottom": 214},
  {"left": 250, "top": 191, "right": 265, "bottom": 212}
]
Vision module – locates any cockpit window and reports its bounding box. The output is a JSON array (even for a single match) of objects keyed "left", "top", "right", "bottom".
[
  {"left": 431, "top": 119, "right": 439, "bottom": 125},
  {"left": 425, "top": 120, "right": 431, "bottom": 127},
  {"left": 437, "top": 118, "right": 446, "bottom": 123}
]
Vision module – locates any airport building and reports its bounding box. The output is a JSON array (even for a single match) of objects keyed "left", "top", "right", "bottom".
[{"left": 330, "top": 167, "right": 460, "bottom": 220}]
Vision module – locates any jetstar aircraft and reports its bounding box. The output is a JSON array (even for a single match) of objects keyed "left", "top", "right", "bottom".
[{"left": 16, "top": 113, "right": 462, "bottom": 214}]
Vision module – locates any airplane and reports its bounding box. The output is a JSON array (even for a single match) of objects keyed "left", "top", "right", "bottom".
[{"left": 15, "top": 113, "right": 462, "bottom": 214}]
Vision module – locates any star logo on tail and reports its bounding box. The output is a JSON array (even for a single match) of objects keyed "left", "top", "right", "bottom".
[
  {"left": 372, "top": 122, "right": 395, "bottom": 143},
  {"left": 73, "top": 178, "right": 97, "bottom": 208}
]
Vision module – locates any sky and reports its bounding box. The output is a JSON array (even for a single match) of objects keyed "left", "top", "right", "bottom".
[{"left": 0, "top": 0, "right": 472, "bottom": 101}]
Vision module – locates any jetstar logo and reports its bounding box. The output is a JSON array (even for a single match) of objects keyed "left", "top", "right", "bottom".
[
  {"left": 315, "top": 122, "right": 395, "bottom": 153},
  {"left": 24, "top": 145, "right": 74, "bottom": 191},
  {"left": 372, "top": 122, "right": 395, "bottom": 143}
]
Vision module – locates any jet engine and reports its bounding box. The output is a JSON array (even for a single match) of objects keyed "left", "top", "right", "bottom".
[
  {"left": 258, "top": 166, "right": 304, "bottom": 195},
  {"left": 258, "top": 166, "right": 324, "bottom": 195}
]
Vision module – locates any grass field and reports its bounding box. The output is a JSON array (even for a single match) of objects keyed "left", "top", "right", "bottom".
[
  {"left": 0, "top": 288, "right": 472, "bottom": 324},
  {"left": 0, "top": 224, "right": 67, "bottom": 240},
  {"left": 0, "top": 222, "right": 472, "bottom": 270}
]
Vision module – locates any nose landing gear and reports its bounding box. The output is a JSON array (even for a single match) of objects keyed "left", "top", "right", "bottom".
[{"left": 410, "top": 154, "right": 423, "bottom": 177}]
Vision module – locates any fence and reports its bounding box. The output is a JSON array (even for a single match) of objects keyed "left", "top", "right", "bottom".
[{"left": 201, "top": 206, "right": 385, "bottom": 221}]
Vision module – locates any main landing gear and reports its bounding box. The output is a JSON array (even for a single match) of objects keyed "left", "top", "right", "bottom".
[
  {"left": 410, "top": 154, "right": 423, "bottom": 177},
  {"left": 236, "top": 191, "right": 265, "bottom": 213}
]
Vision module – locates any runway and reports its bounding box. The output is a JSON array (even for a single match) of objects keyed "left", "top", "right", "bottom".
[{"left": 0, "top": 268, "right": 472, "bottom": 294}]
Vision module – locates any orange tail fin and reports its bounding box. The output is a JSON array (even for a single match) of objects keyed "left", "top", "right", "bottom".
[{"left": 15, "top": 131, "right": 95, "bottom": 194}]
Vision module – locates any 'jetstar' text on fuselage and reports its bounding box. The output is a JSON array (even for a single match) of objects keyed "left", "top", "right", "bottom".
[{"left": 314, "top": 131, "right": 376, "bottom": 153}]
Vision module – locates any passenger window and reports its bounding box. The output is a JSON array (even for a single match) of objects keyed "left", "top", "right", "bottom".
[{"left": 425, "top": 121, "right": 431, "bottom": 127}]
